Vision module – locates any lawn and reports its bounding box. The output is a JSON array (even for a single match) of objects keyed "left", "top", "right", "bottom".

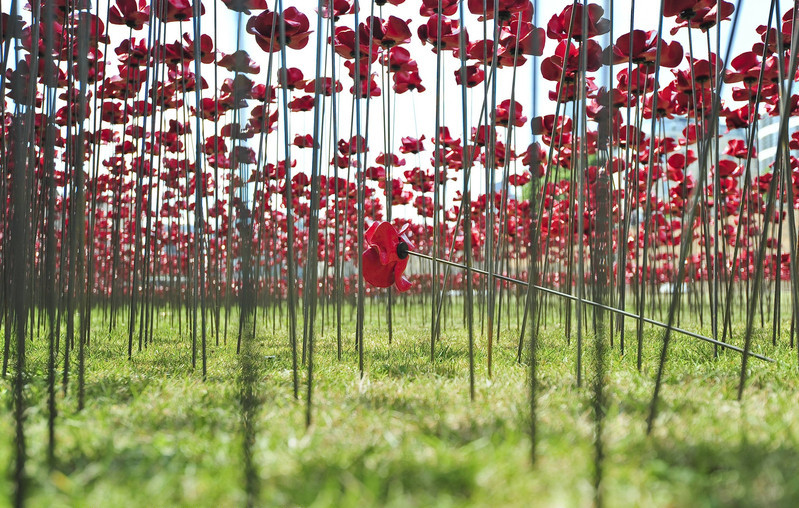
[{"left": 1, "top": 302, "right": 797, "bottom": 507}]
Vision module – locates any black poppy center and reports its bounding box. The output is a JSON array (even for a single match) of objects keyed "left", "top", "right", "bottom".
[{"left": 396, "top": 241, "right": 409, "bottom": 259}]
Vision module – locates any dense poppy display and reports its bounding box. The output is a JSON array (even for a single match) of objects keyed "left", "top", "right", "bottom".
[
  {"left": 0, "top": 0, "right": 797, "bottom": 341},
  {"left": 4, "top": 8, "right": 799, "bottom": 500}
]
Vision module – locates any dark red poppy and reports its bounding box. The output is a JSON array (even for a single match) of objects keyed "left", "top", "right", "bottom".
[
  {"left": 454, "top": 64, "right": 485, "bottom": 87},
  {"left": 389, "top": 178, "right": 413, "bottom": 205},
  {"left": 362, "top": 221, "right": 414, "bottom": 292},
  {"left": 365, "top": 15, "right": 412, "bottom": 48},
  {"left": 463, "top": 39, "right": 505, "bottom": 65},
  {"left": 251, "top": 84, "right": 277, "bottom": 103},
  {"left": 218, "top": 50, "right": 261, "bottom": 74},
  {"left": 468, "top": 0, "right": 528, "bottom": 23},
  {"left": 500, "top": 18, "right": 546, "bottom": 60},
  {"left": 665, "top": 0, "right": 712, "bottom": 20},
  {"left": 154, "top": 0, "right": 204, "bottom": 23},
  {"left": 605, "top": 30, "right": 683, "bottom": 67},
  {"left": 320, "top": 0, "right": 356, "bottom": 19},
  {"left": 115, "top": 37, "right": 151, "bottom": 66},
  {"left": 350, "top": 76, "right": 382, "bottom": 98},
  {"left": 183, "top": 33, "right": 216, "bottom": 64},
  {"left": 726, "top": 139, "right": 756, "bottom": 159},
  {"left": 393, "top": 70, "right": 425, "bottom": 93},
  {"left": 399, "top": 135, "right": 425, "bottom": 154},
  {"left": 109, "top": 0, "right": 150, "bottom": 30},
  {"left": 715, "top": 160, "right": 742, "bottom": 178},
  {"left": 417, "top": 15, "right": 464, "bottom": 52},
  {"left": 364, "top": 166, "right": 386, "bottom": 180},
  {"left": 541, "top": 39, "right": 603, "bottom": 83},
  {"left": 382, "top": 46, "right": 418, "bottom": 72},
  {"left": 667, "top": 0, "right": 735, "bottom": 34},
  {"left": 278, "top": 67, "right": 306, "bottom": 89},
  {"left": 293, "top": 134, "right": 318, "bottom": 149},
  {"left": 531, "top": 114, "right": 572, "bottom": 137},
  {"left": 722, "top": 104, "right": 754, "bottom": 130},
  {"left": 303, "top": 78, "right": 343, "bottom": 95},
  {"left": 288, "top": 95, "right": 315, "bottom": 112},
  {"left": 247, "top": 7, "right": 311, "bottom": 53},
  {"left": 420, "top": 0, "right": 458, "bottom": 17},
  {"left": 494, "top": 99, "right": 527, "bottom": 127},
  {"left": 616, "top": 66, "right": 656, "bottom": 95},
  {"left": 222, "top": 0, "right": 268, "bottom": 15},
  {"left": 547, "top": 3, "right": 610, "bottom": 41}
]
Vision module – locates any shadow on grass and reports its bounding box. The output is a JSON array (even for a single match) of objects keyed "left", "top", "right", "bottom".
[
  {"left": 650, "top": 439, "right": 799, "bottom": 507},
  {"left": 269, "top": 443, "right": 478, "bottom": 506}
]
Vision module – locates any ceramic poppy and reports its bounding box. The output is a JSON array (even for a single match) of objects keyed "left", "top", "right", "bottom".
[
  {"left": 108, "top": 0, "right": 150, "bottom": 30},
  {"left": 362, "top": 221, "right": 414, "bottom": 292}
]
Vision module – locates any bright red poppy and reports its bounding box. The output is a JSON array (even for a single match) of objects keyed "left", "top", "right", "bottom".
[{"left": 362, "top": 221, "right": 414, "bottom": 292}]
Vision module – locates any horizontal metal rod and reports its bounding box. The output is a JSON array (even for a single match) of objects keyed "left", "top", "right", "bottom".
[{"left": 410, "top": 251, "right": 775, "bottom": 363}]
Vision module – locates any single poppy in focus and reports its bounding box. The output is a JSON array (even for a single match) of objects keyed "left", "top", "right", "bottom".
[{"left": 362, "top": 221, "right": 414, "bottom": 292}]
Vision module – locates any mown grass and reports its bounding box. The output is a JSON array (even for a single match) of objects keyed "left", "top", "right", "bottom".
[{"left": 0, "top": 300, "right": 798, "bottom": 507}]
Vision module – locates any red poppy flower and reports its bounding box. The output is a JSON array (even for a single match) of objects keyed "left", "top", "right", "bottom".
[
  {"left": 382, "top": 46, "right": 418, "bottom": 72},
  {"left": 288, "top": 95, "right": 315, "bottom": 111},
  {"left": 417, "top": 15, "right": 464, "bottom": 52},
  {"left": 722, "top": 104, "right": 754, "bottom": 130},
  {"left": 366, "top": 15, "right": 412, "bottom": 48},
  {"left": 247, "top": 7, "right": 311, "bottom": 53},
  {"left": 115, "top": 38, "right": 151, "bottom": 66},
  {"left": 390, "top": 178, "right": 413, "bottom": 205},
  {"left": 667, "top": 0, "right": 735, "bottom": 34},
  {"left": 278, "top": 67, "right": 306, "bottom": 89},
  {"left": 303, "top": 77, "right": 343, "bottom": 95},
  {"left": 348, "top": 76, "right": 381, "bottom": 98},
  {"left": 541, "top": 39, "right": 603, "bottom": 82},
  {"left": 293, "top": 134, "right": 317, "bottom": 149},
  {"left": 318, "top": 0, "right": 353, "bottom": 18},
  {"left": 420, "top": 0, "right": 458, "bottom": 17},
  {"left": 154, "top": 0, "right": 204, "bottom": 23},
  {"left": 605, "top": 30, "right": 683, "bottom": 67},
  {"left": 218, "top": 50, "right": 261, "bottom": 74},
  {"left": 464, "top": 39, "right": 505, "bottom": 65},
  {"left": 500, "top": 18, "right": 546, "bottom": 60},
  {"left": 455, "top": 63, "right": 485, "bottom": 87},
  {"left": 251, "top": 84, "right": 277, "bottom": 103},
  {"left": 109, "top": 0, "right": 150, "bottom": 30},
  {"left": 494, "top": 99, "right": 527, "bottom": 127},
  {"left": 715, "top": 160, "right": 742, "bottom": 178},
  {"left": 364, "top": 166, "right": 386, "bottom": 180},
  {"left": 183, "top": 33, "right": 216, "bottom": 64},
  {"left": 362, "top": 221, "right": 414, "bottom": 292},
  {"left": 726, "top": 139, "right": 756, "bottom": 158},
  {"left": 467, "top": 0, "right": 528, "bottom": 23},
  {"left": 222, "top": 0, "right": 268, "bottom": 15},
  {"left": 547, "top": 3, "right": 610, "bottom": 41},
  {"left": 435, "top": 127, "right": 461, "bottom": 149},
  {"left": 333, "top": 25, "right": 378, "bottom": 61},
  {"left": 393, "top": 70, "right": 425, "bottom": 93},
  {"left": 665, "top": 0, "right": 711, "bottom": 20},
  {"left": 399, "top": 135, "right": 425, "bottom": 154},
  {"left": 616, "top": 66, "right": 656, "bottom": 95}
]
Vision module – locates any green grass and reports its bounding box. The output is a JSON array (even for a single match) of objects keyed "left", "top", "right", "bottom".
[{"left": 1, "top": 302, "right": 798, "bottom": 507}]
